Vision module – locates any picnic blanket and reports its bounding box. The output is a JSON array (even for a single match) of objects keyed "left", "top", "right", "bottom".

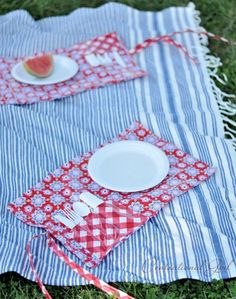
[{"left": 1, "top": 2, "right": 236, "bottom": 287}]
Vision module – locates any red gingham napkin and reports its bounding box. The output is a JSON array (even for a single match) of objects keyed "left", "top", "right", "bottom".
[
  {"left": 0, "top": 32, "right": 146, "bottom": 105},
  {"left": 8, "top": 121, "right": 216, "bottom": 268}
]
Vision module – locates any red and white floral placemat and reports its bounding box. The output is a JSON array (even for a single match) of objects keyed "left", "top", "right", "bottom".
[
  {"left": 0, "top": 32, "right": 146, "bottom": 105},
  {"left": 8, "top": 121, "right": 216, "bottom": 268}
]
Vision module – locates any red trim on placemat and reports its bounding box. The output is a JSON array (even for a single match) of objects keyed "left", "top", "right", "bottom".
[{"left": 26, "top": 233, "right": 135, "bottom": 299}]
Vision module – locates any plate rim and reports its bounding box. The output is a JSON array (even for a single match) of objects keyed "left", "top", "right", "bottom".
[
  {"left": 88, "top": 140, "right": 170, "bottom": 192},
  {"left": 11, "top": 54, "right": 79, "bottom": 85}
]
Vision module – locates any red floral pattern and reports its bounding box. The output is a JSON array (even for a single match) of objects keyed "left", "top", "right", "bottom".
[
  {"left": 8, "top": 121, "right": 216, "bottom": 268},
  {"left": 0, "top": 32, "right": 146, "bottom": 105}
]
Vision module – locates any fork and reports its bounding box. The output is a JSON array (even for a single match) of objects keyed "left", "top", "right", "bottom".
[
  {"left": 64, "top": 207, "right": 84, "bottom": 226},
  {"left": 54, "top": 213, "right": 75, "bottom": 229},
  {"left": 55, "top": 193, "right": 104, "bottom": 229},
  {"left": 55, "top": 207, "right": 84, "bottom": 229}
]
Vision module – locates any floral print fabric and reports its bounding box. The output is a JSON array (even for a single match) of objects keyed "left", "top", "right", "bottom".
[{"left": 8, "top": 121, "right": 216, "bottom": 267}]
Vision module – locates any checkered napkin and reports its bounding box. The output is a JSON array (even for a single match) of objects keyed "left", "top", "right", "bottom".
[
  {"left": 0, "top": 32, "right": 146, "bottom": 105},
  {"left": 8, "top": 121, "right": 216, "bottom": 268}
]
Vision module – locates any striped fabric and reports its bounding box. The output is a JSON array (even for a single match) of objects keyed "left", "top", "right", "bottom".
[{"left": 0, "top": 2, "right": 236, "bottom": 286}]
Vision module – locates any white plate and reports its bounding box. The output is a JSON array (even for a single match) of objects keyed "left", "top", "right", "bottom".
[
  {"left": 11, "top": 55, "right": 79, "bottom": 85},
  {"left": 88, "top": 140, "right": 170, "bottom": 192}
]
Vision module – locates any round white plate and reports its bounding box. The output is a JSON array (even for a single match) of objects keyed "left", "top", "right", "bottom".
[
  {"left": 88, "top": 140, "right": 170, "bottom": 192},
  {"left": 11, "top": 55, "right": 79, "bottom": 85}
]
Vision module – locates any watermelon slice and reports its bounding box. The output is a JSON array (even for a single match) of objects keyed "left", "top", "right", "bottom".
[{"left": 23, "top": 54, "right": 54, "bottom": 78}]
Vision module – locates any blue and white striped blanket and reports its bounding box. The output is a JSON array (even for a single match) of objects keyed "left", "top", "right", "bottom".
[{"left": 0, "top": 2, "right": 236, "bottom": 286}]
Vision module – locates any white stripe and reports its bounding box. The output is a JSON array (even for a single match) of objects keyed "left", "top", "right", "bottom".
[{"left": 158, "top": 12, "right": 187, "bottom": 126}]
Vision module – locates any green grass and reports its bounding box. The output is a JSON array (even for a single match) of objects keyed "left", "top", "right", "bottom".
[
  {"left": 1, "top": 273, "right": 236, "bottom": 299},
  {"left": 0, "top": 0, "right": 236, "bottom": 298}
]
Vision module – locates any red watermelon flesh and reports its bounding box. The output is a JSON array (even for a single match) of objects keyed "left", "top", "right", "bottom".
[{"left": 23, "top": 54, "right": 54, "bottom": 78}]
